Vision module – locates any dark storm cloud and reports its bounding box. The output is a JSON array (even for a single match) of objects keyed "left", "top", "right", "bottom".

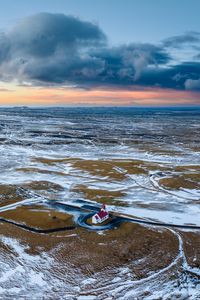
[
  {"left": 8, "top": 13, "right": 106, "bottom": 57},
  {"left": 0, "top": 13, "right": 200, "bottom": 92},
  {"left": 162, "top": 31, "right": 200, "bottom": 48},
  {"left": 0, "top": 32, "right": 10, "bottom": 63},
  {"left": 0, "top": 13, "right": 170, "bottom": 87},
  {"left": 91, "top": 44, "right": 170, "bottom": 81},
  {"left": 136, "top": 62, "right": 200, "bottom": 90},
  {"left": 0, "top": 13, "right": 107, "bottom": 82},
  {"left": 185, "top": 78, "right": 200, "bottom": 90}
]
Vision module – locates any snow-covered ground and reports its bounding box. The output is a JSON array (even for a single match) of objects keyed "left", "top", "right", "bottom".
[{"left": 0, "top": 107, "right": 199, "bottom": 298}]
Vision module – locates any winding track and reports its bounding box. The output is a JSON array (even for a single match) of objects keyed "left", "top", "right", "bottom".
[
  {"left": 0, "top": 165, "right": 200, "bottom": 232},
  {"left": 1, "top": 199, "right": 200, "bottom": 233},
  {"left": 0, "top": 178, "right": 200, "bottom": 295}
]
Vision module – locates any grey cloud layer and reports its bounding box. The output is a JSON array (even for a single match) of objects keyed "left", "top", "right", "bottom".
[
  {"left": 162, "top": 31, "right": 200, "bottom": 48},
  {"left": 0, "top": 13, "right": 200, "bottom": 91}
]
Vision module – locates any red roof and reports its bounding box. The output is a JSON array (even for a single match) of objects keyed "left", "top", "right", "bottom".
[{"left": 97, "top": 209, "right": 108, "bottom": 219}]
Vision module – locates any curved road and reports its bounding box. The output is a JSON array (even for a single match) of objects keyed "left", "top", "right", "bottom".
[{"left": 0, "top": 199, "right": 200, "bottom": 234}]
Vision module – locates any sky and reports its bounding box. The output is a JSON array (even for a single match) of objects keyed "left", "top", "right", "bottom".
[{"left": 0, "top": 0, "right": 200, "bottom": 106}]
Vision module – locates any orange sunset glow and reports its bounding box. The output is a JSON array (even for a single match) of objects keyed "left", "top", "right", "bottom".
[{"left": 0, "top": 84, "right": 199, "bottom": 106}]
